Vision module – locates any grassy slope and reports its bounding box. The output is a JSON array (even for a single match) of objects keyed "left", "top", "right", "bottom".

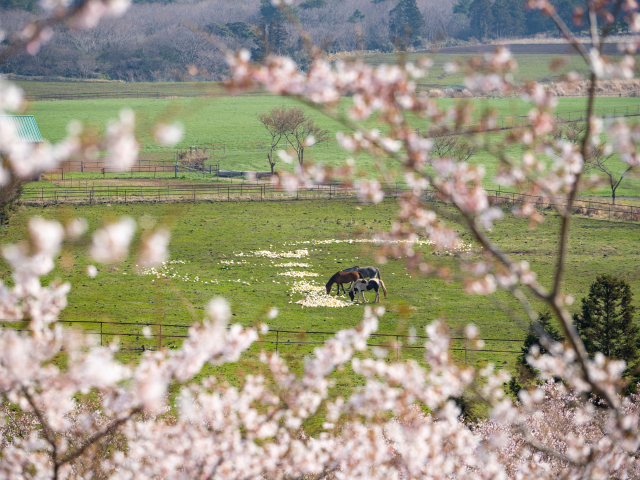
[
  {"left": 15, "top": 53, "right": 637, "bottom": 95},
  {"left": 26, "top": 95, "right": 640, "bottom": 198},
  {"left": 366, "top": 53, "right": 623, "bottom": 86}
]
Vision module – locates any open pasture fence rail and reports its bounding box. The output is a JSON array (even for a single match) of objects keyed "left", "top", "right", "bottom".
[
  {"left": 23, "top": 90, "right": 265, "bottom": 102},
  {"left": 21, "top": 182, "right": 640, "bottom": 222},
  {"left": 44, "top": 160, "right": 219, "bottom": 177},
  {"left": 24, "top": 89, "right": 640, "bottom": 102},
  {"left": 0, "top": 319, "right": 523, "bottom": 363}
]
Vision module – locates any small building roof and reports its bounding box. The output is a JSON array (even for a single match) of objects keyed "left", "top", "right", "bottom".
[{"left": 0, "top": 115, "right": 43, "bottom": 143}]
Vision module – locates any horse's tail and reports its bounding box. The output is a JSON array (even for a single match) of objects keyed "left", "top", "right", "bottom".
[
  {"left": 379, "top": 279, "right": 387, "bottom": 297},
  {"left": 376, "top": 268, "right": 382, "bottom": 280}
]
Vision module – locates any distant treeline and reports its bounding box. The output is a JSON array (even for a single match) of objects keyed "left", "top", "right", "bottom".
[{"left": 0, "top": 0, "right": 616, "bottom": 82}]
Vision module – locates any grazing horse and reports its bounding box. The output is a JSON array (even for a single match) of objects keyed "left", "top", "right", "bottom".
[
  {"left": 349, "top": 278, "right": 387, "bottom": 303},
  {"left": 341, "top": 265, "right": 382, "bottom": 281},
  {"left": 326, "top": 271, "right": 361, "bottom": 295}
]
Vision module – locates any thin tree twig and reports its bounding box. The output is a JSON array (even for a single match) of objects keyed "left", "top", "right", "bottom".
[{"left": 58, "top": 407, "right": 142, "bottom": 465}]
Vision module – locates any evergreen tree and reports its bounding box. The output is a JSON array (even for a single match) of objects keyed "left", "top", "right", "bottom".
[
  {"left": 348, "top": 9, "right": 366, "bottom": 23},
  {"left": 452, "top": 0, "right": 471, "bottom": 16},
  {"left": 507, "top": 311, "right": 564, "bottom": 398},
  {"left": 258, "top": 0, "right": 290, "bottom": 57},
  {"left": 389, "top": 0, "right": 426, "bottom": 49},
  {"left": 491, "top": 0, "right": 525, "bottom": 37},
  {"left": 507, "top": 0, "right": 525, "bottom": 36},
  {"left": 468, "top": 0, "right": 493, "bottom": 39},
  {"left": 299, "top": 0, "right": 326, "bottom": 9},
  {"left": 574, "top": 274, "right": 639, "bottom": 367},
  {"left": 517, "top": 311, "right": 565, "bottom": 371}
]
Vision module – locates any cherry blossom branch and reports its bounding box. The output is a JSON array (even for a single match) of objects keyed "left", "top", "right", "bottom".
[
  {"left": 58, "top": 407, "right": 142, "bottom": 466},
  {"left": 545, "top": 4, "right": 591, "bottom": 63},
  {"left": 21, "top": 386, "right": 60, "bottom": 479},
  {"left": 515, "top": 423, "right": 582, "bottom": 466}
]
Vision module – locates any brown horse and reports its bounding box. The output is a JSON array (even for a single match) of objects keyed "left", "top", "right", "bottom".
[{"left": 326, "top": 271, "right": 361, "bottom": 295}]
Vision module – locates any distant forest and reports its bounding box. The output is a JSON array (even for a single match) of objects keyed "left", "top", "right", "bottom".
[{"left": 0, "top": 0, "right": 616, "bottom": 81}]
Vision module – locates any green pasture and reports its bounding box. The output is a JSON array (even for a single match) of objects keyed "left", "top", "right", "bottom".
[
  {"left": 366, "top": 53, "right": 632, "bottom": 86},
  {"left": 14, "top": 53, "right": 636, "bottom": 97},
  {"left": 23, "top": 94, "right": 640, "bottom": 199},
  {"left": 2, "top": 198, "right": 640, "bottom": 356},
  {"left": 2, "top": 198, "right": 640, "bottom": 424}
]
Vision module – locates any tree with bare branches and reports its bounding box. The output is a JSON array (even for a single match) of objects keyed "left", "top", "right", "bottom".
[
  {"left": 257, "top": 106, "right": 289, "bottom": 174},
  {"left": 429, "top": 136, "right": 477, "bottom": 164},
  {"left": 280, "top": 107, "right": 329, "bottom": 167},
  {"left": 258, "top": 106, "right": 329, "bottom": 169},
  {"left": 585, "top": 143, "right": 632, "bottom": 205},
  {"left": 554, "top": 122, "right": 631, "bottom": 204}
]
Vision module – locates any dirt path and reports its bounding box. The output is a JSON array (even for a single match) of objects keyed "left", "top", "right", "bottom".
[{"left": 420, "top": 43, "right": 621, "bottom": 55}]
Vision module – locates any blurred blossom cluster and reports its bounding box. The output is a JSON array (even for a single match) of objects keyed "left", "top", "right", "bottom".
[{"left": 2, "top": 0, "right": 640, "bottom": 476}]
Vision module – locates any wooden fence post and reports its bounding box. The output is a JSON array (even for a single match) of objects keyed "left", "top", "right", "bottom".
[
  {"left": 276, "top": 330, "right": 279, "bottom": 354},
  {"left": 100, "top": 322, "right": 103, "bottom": 347},
  {"left": 396, "top": 335, "right": 400, "bottom": 361},
  {"left": 464, "top": 338, "right": 467, "bottom": 364}
]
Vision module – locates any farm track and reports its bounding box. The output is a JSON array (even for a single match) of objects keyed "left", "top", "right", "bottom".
[
  {"left": 21, "top": 182, "right": 640, "bottom": 224},
  {"left": 420, "top": 43, "right": 623, "bottom": 55}
]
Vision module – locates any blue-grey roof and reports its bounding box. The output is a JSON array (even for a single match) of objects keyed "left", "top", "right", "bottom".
[{"left": 0, "top": 115, "right": 43, "bottom": 143}]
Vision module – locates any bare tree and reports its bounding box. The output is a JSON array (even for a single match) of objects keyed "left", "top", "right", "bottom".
[
  {"left": 555, "top": 123, "right": 630, "bottom": 205},
  {"left": 257, "top": 106, "right": 289, "bottom": 174},
  {"left": 429, "top": 136, "right": 477, "bottom": 163},
  {"left": 258, "top": 106, "right": 329, "bottom": 170},
  {"left": 281, "top": 107, "right": 329, "bottom": 166},
  {"left": 585, "top": 143, "right": 631, "bottom": 205}
]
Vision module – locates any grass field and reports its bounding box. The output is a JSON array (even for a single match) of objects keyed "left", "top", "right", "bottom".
[
  {"left": 2, "top": 198, "right": 639, "bottom": 361},
  {"left": 3, "top": 195, "right": 640, "bottom": 425},
  {"left": 14, "top": 52, "right": 638, "bottom": 97},
  {"left": 23, "top": 94, "right": 640, "bottom": 199}
]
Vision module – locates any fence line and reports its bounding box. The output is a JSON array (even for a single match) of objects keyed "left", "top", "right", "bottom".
[
  {"left": 23, "top": 90, "right": 265, "bottom": 102},
  {"left": 44, "top": 160, "right": 220, "bottom": 177},
  {"left": 23, "top": 89, "right": 640, "bottom": 103},
  {"left": 19, "top": 182, "right": 640, "bottom": 222},
  {"left": 1, "top": 319, "right": 523, "bottom": 363}
]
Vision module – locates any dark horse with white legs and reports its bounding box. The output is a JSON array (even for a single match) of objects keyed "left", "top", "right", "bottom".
[
  {"left": 341, "top": 265, "right": 382, "bottom": 281},
  {"left": 326, "top": 271, "right": 361, "bottom": 295}
]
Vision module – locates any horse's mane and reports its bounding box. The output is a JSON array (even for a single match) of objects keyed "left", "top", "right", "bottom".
[{"left": 326, "top": 272, "right": 339, "bottom": 286}]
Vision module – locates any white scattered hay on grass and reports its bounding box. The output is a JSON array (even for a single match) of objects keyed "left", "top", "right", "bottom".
[
  {"left": 236, "top": 249, "right": 309, "bottom": 259},
  {"left": 290, "top": 280, "right": 323, "bottom": 294},
  {"left": 278, "top": 271, "right": 319, "bottom": 278},
  {"left": 274, "top": 262, "right": 310, "bottom": 268},
  {"left": 283, "top": 238, "right": 472, "bottom": 254},
  {"left": 295, "top": 290, "right": 352, "bottom": 308},
  {"left": 140, "top": 260, "right": 219, "bottom": 284},
  {"left": 220, "top": 259, "right": 248, "bottom": 265}
]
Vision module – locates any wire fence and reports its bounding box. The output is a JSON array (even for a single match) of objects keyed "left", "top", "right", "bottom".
[
  {"left": 0, "top": 319, "right": 524, "bottom": 364},
  {"left": 19, "top": 182, "right": 640, "bottom": 222},
  {"left": 23, "top": 90, "right": 265, "bottom": 102},
  {"left": 44, "top": 160, "right": 219, "bottom": 178}
]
